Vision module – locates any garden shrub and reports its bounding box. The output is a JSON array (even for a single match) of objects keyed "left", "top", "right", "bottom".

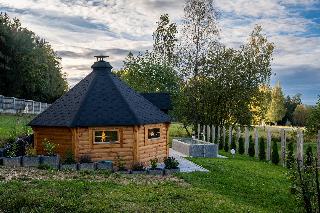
[
  {"left": 271, "top": 141, "right": 279, "bottom": 165},
  {"left": 238, "top": 137, "right": 244, "bottom": 154},
  {"left": 42, "top": 138, "right": 57, "bottom": 156},
  {"left": 131, "top": 162, "right": 145, "bottom": 171},
  {"left": 224, "top": 140, "right": 229, "bottom": 152},
  {"left": 218, "top": 137, "right": 224, "bottom": 150},
  {"left": 231, "top": 134, "right": 237, "bottom": 150},
  {"left": 64, "top": 149, "right": 76, "bottom": 164},
  {"left": 150, "top": 158, "right": 158, "bottom": 170},
  {"left": 248, "top": 135, "right": 255, "bottom": 157},
  {"left": 259, "top": 137, "right": 266, "bottom": 161},
  {"left": 164, "top": 157, "right": 179, "bottom": 169},
  {"left": 286, "top": 141, "right": 294, "bottom": 169},
  {"left": 79, "top": 155, "right": 92, "bottom": 163}
]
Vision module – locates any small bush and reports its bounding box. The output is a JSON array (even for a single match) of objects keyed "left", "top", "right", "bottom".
[
  {"left": 238, "top": 137, "right": 244, "bottom": 154},
  {"left": 218, "top": 137, "right": 224, "bottom": 150},
  {"left": 224, "top": 140, "right": 229, "bottom": 152},
  {"left": 79, "top": 155, "right": 92, "bottom": 163},
  {"left": 271, "top": 141, "right": 279, "bottom": 165},
  {"left": 132, "top": 162, "right": 145, "bottom": 171},
  {"left": 248, "top": 136, "right": 255, "bottom": 157},
  {"left": 286, "top": 141, "right": 294, "bottom": 169},
  {"left": 231, "top": 134, "right": 237, "bottom": 150},
  {"left": 150, "top": 158, "right": 158, "bottom": 170},
  {"left": 114, "top": 155, "right": 126, "bottom": 171},
  {"left": 5, "top": 143, "right": 18, "bottom": 157},
  {"left": 64, "top": 149, "right": 76, "bottom": 164},
  {"left": 164, "top": 157, "right": 179, "bottom": 169},
  {"left": 25, "top": 145, "right": 37, "bottom": 157},
  {"left": 305, "top": 145, "right": 313, "bottom": 168},
  {"left": 42, "top": 138, "right": 57, "bottom": 156},
  {"left": 259, "top": 138, "right": 266, "bottom": 161}
]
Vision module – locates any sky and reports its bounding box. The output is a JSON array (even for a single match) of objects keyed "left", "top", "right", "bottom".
[{"left": 0, "top": 0, "right": 319, "bottom": 105}]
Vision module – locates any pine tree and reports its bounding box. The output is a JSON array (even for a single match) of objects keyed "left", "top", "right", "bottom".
[
  {"left": 218, "top": 136, "right": 224, "bottom": 150},
  {"left": 259, "top": 137, "right": 266, "bottom": 161},
  {"left": 238, "top": 137, "right": 245, "bottom": 154},
  {"left": 231, "top": 133, "right": 237, "bottom": 150},
  {"left": 248, "top": 135, "right": 255, "bottom": 157},
  {"left": 224, "top": 135, "right": 229, "bottom": 152},
  {"left": 286, "top": 141, "right": 295, "bottom": 169},
  {"left": 271, "top": 141, "right": 280, "bottom": 165},
  {"left": 266, "top": 81, "right": 286, "bottom": 125}
]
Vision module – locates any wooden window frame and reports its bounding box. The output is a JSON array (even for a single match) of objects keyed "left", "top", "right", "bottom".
[
  {"left": 92, "top": 128, "right": 120, "bottom": 144},
  {"left": 145, "top": 126, "right": 162, "bottom": 142}
]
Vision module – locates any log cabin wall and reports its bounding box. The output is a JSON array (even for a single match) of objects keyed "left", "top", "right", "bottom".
[
  {"left": 137, "top": 123, "right": 169, "bottom": 165},
  {"left": 76, "top": 126, "right": 135, "bottom": 167},
  {"left": 33, "top": 127, "right": 73, "bottom": 158}
]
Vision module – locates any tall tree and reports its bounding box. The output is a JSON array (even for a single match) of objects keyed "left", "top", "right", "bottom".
[
  {"left": 281, "top": 94, "right": 302, "bottom": 125},
  {"left": 293, "top": 104, "right": 311, "bottom": 127},
  {"left": 266, "top": 82, "right": 286, "bottom": 125},
  {"left": 306, "top": 96, "right": 320, "bottom": 136},
  {"left": 0, "top": 13, "right": 68, "bottom": 102}
]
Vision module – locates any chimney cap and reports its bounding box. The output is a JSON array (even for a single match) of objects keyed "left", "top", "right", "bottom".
[{"left": 94, "top": 55, "right": 109, "bottom": 62}]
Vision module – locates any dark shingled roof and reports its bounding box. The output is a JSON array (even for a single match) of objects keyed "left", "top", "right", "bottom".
[
  {"left": 140, "top": 93, "right": 172, "bottom": 112},
  {"left": 29, "top": 59, "right": 171, "bottom": 127}
]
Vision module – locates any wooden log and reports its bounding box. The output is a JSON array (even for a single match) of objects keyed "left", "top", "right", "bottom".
[
  {"left": 266, "top": 128, "right": 271, "bottom": 161},
  {"left": 245, "top": 126, "right": 249, "bottom": 155},
  {"left": 254, "top": 128, "right": 259, "bottom": 158}
]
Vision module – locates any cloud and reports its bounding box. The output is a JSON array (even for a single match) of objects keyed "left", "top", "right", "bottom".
[{"left": 0, "top": 0, "right": 319, "bottom": 104}]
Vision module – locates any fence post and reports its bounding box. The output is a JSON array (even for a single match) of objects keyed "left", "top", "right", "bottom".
[
  {"left": 197, "top": 124, "right": 200, "bottom": 139},
  {"left": 203, "top": 125, "right": 206, "bottom": 141},
  {"left": 217, "top": 126, "right": 220, "bottom": 142},
  {"left": 297, "top": 129, "right": 304, "bottom": 163},
  {"left": 317, "top": 130, "right": 320, "bottom": 166},
  {"left": 228, "top": 126, "right": 232, "bottom": 146},
  {"left": 207, "top": 125, "right": 211, "bottom": 142},
  {"left": 266, "top": 128, "right": 271, "bottom": 161},
  {"left": 212, "top": 125, "right": 215, "bottom": 143},
  {"left": 280, "top": 129, "right": 287, "bottom": 167},
  {"left": 39, "top": 102, "right": 42, "bottom": 112},
  {"left": 237, "top": 126, "right": 241, "bottom": 143},
  {"left": 254, "top": 128, "right": 259, "bottom": 158},
  {"left": 245, "top": 126, "right": 249, "bottom": 155}
]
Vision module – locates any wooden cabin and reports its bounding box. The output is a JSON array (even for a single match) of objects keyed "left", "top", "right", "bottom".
[{"left": 29, "top": 56, "right": 171, "bottom": 167}]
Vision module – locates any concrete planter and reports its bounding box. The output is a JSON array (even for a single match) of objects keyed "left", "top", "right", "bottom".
[
  {"left": 0, "top": 157, "right": 3, "bottom": 166},
  {"left": 41, "top": 155, "right": 60, "bottom": 169},
  {"left": 148, "top": 168, "right": 163, "bottom": 175},
  {"left": 172, "top": 138, "right": 218, "bottom": 158},
  {"left": 131, "top": 170, "right": 147, "bottom": 175},
  {"left": 60, "top": 163, "right": 78, "bottom": 171},
  {"left": 22, "top": 156, "right": 40, "bottom": 167},
  {"left": 96, "top": 161, "right": 113, "bottom": 171},
  {"left": 116, "top": 170, "right": 130, "bottom": 174},
  {"left": 164, "top": 168, "right": 180, "bottom": 175},
  {"left": 3, "top": 156, "right": 22, "bottom": 167},
  {"left": 0, "top": 148, "right": 5, "bottom": 157},
  {"left": 78, "top": 163, "right": 95, "bottom": 171}
]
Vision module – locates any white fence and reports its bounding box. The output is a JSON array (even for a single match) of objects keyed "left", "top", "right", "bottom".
[{"left": 0, "top": 95, "right": 51, "bottom": 114}]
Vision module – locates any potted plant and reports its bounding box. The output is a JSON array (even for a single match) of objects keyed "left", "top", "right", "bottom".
[
  {"left": 114, "top": 155, "right": 129, "bottom": 174},
  {"left": 96, "top": 160, "right": 113, "bottom": 171},
  {"left": 3, "top": 143, "right": 21, "bottom": 167},
  {"left": 40, "top": 138, "right": 60, "bottom": 169},
  {"left": 22, "top": 145, "right": 40, "bottom": 167},
  {"left": 60, "top": 149, "right": 78, "bottom": 170},
  {"left": 163, "top": 157, "right": 180, "bottom": 175},
  {"left": 131, "top": 162, "right": 146, "bottom": 174},
  {"left": 78, "top": 155, "right": 95, "bottom": 170},
  {"left": 148, "top": 158, "right": 163, "bottom": 175}
]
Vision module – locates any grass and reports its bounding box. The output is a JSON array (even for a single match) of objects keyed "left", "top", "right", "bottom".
[
  {"left": 0, "top": 113, "right": 34, "bottom": 147},
  {"left": 0, "top": 154, "right": 299, "bottom": 212}
]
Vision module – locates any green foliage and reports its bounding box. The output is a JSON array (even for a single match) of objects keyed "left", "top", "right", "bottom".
[
  {"left": 306, "top": 97, "right": 320, "bottom": 136},
  {"left": 238, "top": 137, "right": 245, "bottom": 154},
  {"left": 224, "top": 137, "right": 229, "bottom": 153},
  {"left": 293, "top": 104, "right": 311, "bottom": 127},
  {"left": 63, "top": 149, "right": 76, "bottom": 164},
  {"left": 231, "top": 134, "right": 237, "bottom": 150},
  {"left": 281, "top": 94, "right": 302, "bottom": 125},
  {"left": 6, "top": 143, "right": 17, "bottom": 157},
  {"left": 258, "top": 138, "right": 266, "bottom": 161},
  {"left": 271, "top": 141, "right": 280, "bottom": 165},
  {"left": 131, "top": 162, "right": 145, "bottom": 171},
  {"left": 164, "top": 157, "right": 179, "bottom": 169},
  {"left": 218, "top": 136, "right": 224, "bottom": 150},
  {"left": 248, "top": 136, "right": 255, "bottom": 157},
  {"left": 286, "top": 141, "right": 295, "bottom": 169},
  {"left": 25, "top": 145, "right": 37, "bottom": 157},
  {"left": 266, "top": 82, "right": 286, "bottom": 124},
  {"left": 42, "top": 138, "right": 57, "bottom": 156},
  {"left": 114, "top": 155, "right": 126, "bottom": 171},
  {"left": 0, "top": 13, "right": 68, "bottom": 103},
  {"left": 305, "top": 145, "right": 313, "bottom": 168},
  {"left": 150, "top": 158, "right": 158, "bottom": 170}
]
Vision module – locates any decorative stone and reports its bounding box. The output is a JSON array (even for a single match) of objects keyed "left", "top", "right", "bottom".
[
  {"left": 148, "top": 168, "right": 163, "bottom": 175},
  {"left": 164, "top": 168, "right": 180, "bottom": 175},
  {"left": 3, "top": 156, "right": 21, "bottom": 167},
  {"left": 60, "top": 163, "right": 78, "bottom": 171},
  {"left": 41, "top": 155, "right": 60, "bottom": 169},
  {"left": 78, "top": 162, "right": 95, "bottom": 170},
  {"left": 22, "top": 156, "right": 40, "bottom": 167},
  {"left": 96, "top": 161, "right": 113, "bottom": 171}
]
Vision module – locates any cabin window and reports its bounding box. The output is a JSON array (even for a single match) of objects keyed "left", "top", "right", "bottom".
[
  {"left": 94, "top": 130, "right": 118, "bottom": 143},
  {"left": 148, "top": 128, "right": 161, "bottom": 140}
]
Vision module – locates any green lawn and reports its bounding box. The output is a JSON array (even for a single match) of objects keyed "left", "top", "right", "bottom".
[
  {"left": 0, "top": 154, "right": 299, "bottom": 212},
  {"left": 0, "top": 113, "right": 34, "bottom": 147}
]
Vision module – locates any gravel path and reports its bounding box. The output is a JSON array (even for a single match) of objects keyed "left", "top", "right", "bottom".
[{"left": 167, "top": 149, "right": 209, "bottom": 173}]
